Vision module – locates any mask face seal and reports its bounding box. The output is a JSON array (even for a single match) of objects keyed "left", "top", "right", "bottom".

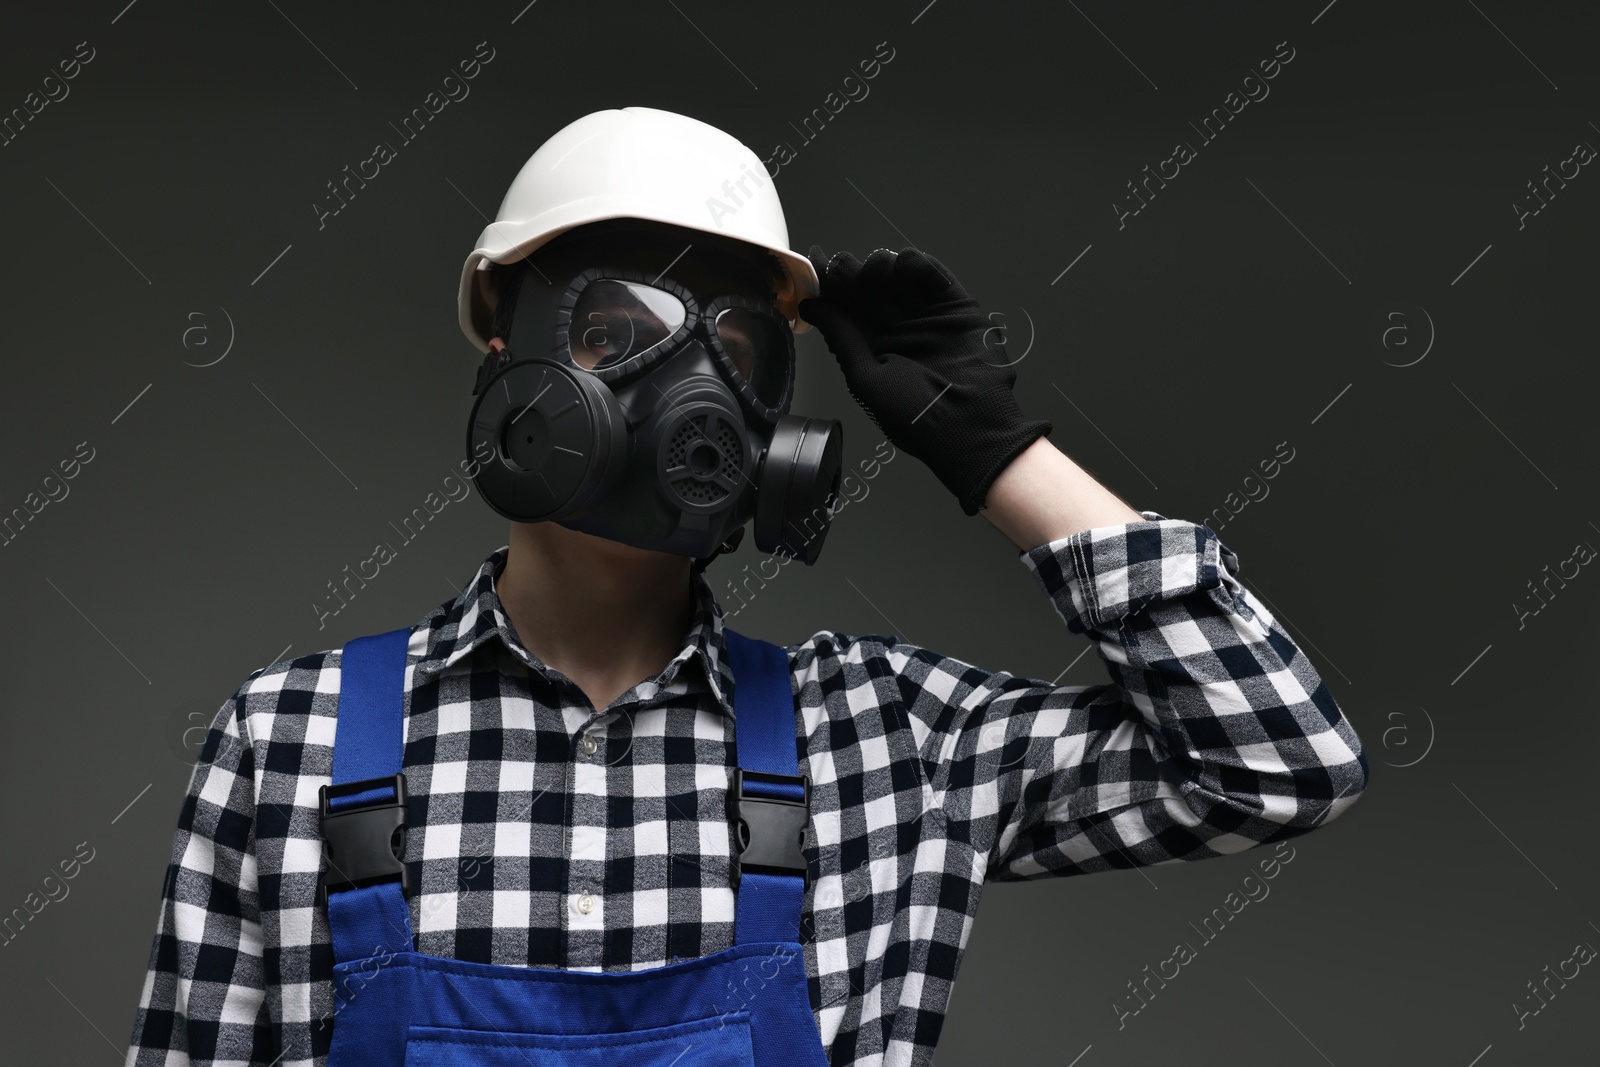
[{"left": 465, "top": 224, "right": 844, "bottom": 565}]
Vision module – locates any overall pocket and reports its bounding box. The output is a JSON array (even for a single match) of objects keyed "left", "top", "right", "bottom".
[{"left": 402, "top": 1010, "right": 755, "bottom": 1066}]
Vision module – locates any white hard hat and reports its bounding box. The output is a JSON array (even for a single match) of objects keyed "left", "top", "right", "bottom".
[{"left": 458, "top": 106, "right": 818, "bottom": 353}]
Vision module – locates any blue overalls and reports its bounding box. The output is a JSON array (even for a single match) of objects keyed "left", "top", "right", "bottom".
[{"left": 318, "top": 626, "right": 831, "bottom": 1066}]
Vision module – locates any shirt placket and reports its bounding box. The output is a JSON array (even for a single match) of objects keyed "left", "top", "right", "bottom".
[{"left": 564, "top": 704, "right": 614, "bottom": 968}]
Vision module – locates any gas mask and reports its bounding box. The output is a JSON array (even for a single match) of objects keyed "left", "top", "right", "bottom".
[{"left": 466, "top": 225, "right": 844, "bottom": 566}]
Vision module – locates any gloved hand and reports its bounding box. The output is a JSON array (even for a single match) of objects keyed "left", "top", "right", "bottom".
[{"left": 798, "top": 245, "right": 1052, "bottom": 515}]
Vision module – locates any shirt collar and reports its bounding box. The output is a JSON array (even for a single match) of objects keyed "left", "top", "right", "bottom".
[{"left": 415, "top": 546, "right": 733, "bottom": 716}]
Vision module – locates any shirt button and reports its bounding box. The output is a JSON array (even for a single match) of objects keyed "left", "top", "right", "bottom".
[
  {"left": 577, "top": 892, "right": 594, "bottom": 914},
  {"left": 581, "top": 735, "right": 599, "bottom": 756}
]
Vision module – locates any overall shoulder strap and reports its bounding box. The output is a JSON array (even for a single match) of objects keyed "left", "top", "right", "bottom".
[
  {"left": 323, "top": 626, "right": 416, "bottom": 963},
  {"left": 722, "top": 627, "right": 809, "bottom": 946}
]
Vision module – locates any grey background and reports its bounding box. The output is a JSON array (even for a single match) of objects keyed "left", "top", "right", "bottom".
[{"left": 1, "top": 0, "right": 1595, "bottom": 1063}]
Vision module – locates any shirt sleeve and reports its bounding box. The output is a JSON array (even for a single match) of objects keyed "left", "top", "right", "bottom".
[
  {"left": 126, "top": 683, "right": 276, "bottom": 1066},
  {"left": 884, "top": 511, "right": 1369, "bottom": 880}
]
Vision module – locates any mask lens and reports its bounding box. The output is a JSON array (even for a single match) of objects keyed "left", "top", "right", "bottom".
[
  {"left": 569, "top": 280, "right": 686, "bottom": 370},
  {"left": 714, "top": 306, "right": 789, "bottom": 406}
]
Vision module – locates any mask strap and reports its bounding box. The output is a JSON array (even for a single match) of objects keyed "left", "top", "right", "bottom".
[
  {"left": 691, "top": 527, "right": 746, "bottom": 573},
  {"left": 472, "top": 349, "right": 512, "bottom": 395}
]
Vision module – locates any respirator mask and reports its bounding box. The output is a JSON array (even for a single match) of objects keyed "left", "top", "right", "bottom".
[{"left": 466, "top": 223, "right": 844, "bottom": 566}]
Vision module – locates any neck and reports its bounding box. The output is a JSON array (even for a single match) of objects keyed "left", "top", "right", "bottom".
[{"left": 497, "top": 520, "right": 697, "bottom": 707}]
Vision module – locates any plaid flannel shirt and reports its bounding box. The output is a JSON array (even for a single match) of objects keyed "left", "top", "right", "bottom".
[{"left": 124, "top": 511, "right": 1369, "bottom": 1067}]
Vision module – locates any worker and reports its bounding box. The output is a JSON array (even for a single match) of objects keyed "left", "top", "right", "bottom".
[{"left": 124, "top": 106, "right": 1369, "bottom": 1066}]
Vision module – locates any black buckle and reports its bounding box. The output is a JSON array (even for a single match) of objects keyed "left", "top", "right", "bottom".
[
  {"left": 729, "top": 767, "right": 810, "bottom": 891},
  {"left": 318, "top": 774, "right": 409, "bottom": 902}
]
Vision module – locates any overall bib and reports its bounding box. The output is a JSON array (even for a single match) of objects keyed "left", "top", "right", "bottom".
[{"left": 318, "top": 626, "right": 831, "bottom": 1067}]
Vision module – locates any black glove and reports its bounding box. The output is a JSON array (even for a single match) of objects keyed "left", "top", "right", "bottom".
[{"left": 798, "top": 245, "right": 1052, "bottom": 515}]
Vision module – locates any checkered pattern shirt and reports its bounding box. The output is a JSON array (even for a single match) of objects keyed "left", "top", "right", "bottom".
[{"left": 124, "top": 511, "right": 1369, "bottom": 1067}]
